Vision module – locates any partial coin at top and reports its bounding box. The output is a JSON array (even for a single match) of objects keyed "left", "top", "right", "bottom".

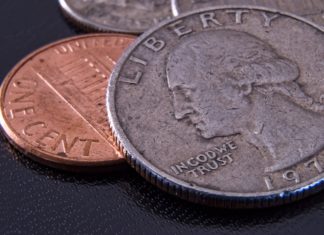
[
  {"left": 0, "top": 34, "right": 135, "bottom": 171},
  {"left": 108, "top": 6, "right": 324, "bottom": 208},
  {"left": 171, "top": 0, "right": 324, "bottom": 26},
  {"left": 59, "top": 0, "right": 173, "bottom": 34}
]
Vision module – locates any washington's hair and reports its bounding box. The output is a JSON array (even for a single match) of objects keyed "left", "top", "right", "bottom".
[{"left": 167, "top": 30, "right": 324, "bottom": 113}]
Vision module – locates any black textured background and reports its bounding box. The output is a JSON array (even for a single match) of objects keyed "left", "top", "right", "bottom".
[{"left": 0, "top": 1, "right": 324, "bottom": 234}]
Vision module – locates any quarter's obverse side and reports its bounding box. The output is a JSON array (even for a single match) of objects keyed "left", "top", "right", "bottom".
[
  {"left": 0, "top": 34, "right": 134, "bottom": 171},
  {"left": 172, "top": 0, "right": 324, "bottom": 26},
  {"left": 108, "top": 7, "right": 324, "bottom": 208},
  {"left": 59, "top": 0, "right": 173, "bottom": 34}
]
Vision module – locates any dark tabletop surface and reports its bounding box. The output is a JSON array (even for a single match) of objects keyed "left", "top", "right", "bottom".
[{"left": 0, "top": 1, "right": 324, "bottom": 234}]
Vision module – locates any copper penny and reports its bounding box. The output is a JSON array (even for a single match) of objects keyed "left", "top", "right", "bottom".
[{"left": 0, "top": 34, "right": 135, "bottom": 171}]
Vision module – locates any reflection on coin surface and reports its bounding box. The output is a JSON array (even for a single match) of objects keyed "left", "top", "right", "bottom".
[
  {"left": 0, "top": 34, "right": 134, "bottom": 170},
  {"left": 59, "top": 0, "right": 173, "bottom": 34},
  {"left": 108, "top": 7, "right": 324, "bottom": 208},
  {"left": 171, "top": 0, "right": 324, "bottom": 25}
]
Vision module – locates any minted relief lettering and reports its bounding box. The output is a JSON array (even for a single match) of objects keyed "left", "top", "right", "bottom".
[
  {"left": 226, "top": 10, "right": 249, "bottom": 24},
  {"left": 227, "top": 141, "right": 238, "bottom": 150},
  {"left": 13, "top": 77, "right": 37, "bottom": 89},
  {"left": 261, "top": 13, "right": 280, "bottom": 27},
  {"left": 264, "top": 176, "right": 274, "bottom": 190},
  {"left": 54, "top": 40, "right": 88, "bottom": 54},
  {"left": 120, "top": 56, "right": 147, "bottom": 85},
  {"left": 305, "top": 158, "right": 323, "bottom": 173},
  {"left": 143, "top": 37, "right": 166, "bottom": 52},
  {"left": 79, "top": 138, "right": 99, "bottom": 156},
  {"left": 168, "top": 20, "right": 193, "bottom": 37},
  {"left": 10, "top": 106, "right": 35, "bottom": 119},
  {"left": 174, "top": 162, "right": 188, "bottom": 173},
  {"left": 206, "top": 160, "right": 218, "bottom": 170},
  {"left": 206, "top": 151, "right": 216, "bottom": 160},
  {"left": 264, "top": 156, "right": 324, "bottom": 190},
  {"left": 200, "top": 12, "right": 222, "bottom": 28},
  {"left": 187, "top": 169, "right": 199, "bottom": 178},
  {"left": 283, "top": 170, "right": 300, "bottom": 184},
  {"left": 197, "top": 154, "right": 208, "bottom": 163},
  {"left": 219, "top": 153, "right": 233, "bottom": 164},
  {"left": 36, "top": 129, "right": 60, "bottom": 146},
  {"left": 214, "top": 144, "right": 229, "bottom": 154},
  {"left": 35, "top": 128, "right": 99, "bottom": 157},
  {"left": 129, "top": 56, "right": 147, "bottom": 66},
  {"left": 52, "top": 134, "right": 79, "bottom": 154},
  {"left": 10, "top": 90, "right": 35, "bottom": 104},
  {"left": 23, "top": 121, "right": 46, "bottom": 136},
  {"left": 9, "top": 77, "right": 38, "bottom": 119},
  {"left": 187, "top": 157, "right": 199, "bottom": 167},
  {"left": 55, "top": 46, "right": 68, "bottom": 54},
  {"left": 196, "top": 165, "right": 211, "bottom": 175},
  {"left": 170, "top": 141, "right": 237, "bottom": 178},
  {"left": 120, "top": 71, "right": 143, "bottom": 85},
  {"left": 170, "top": 166, "right": 180, "bottom": 175}
]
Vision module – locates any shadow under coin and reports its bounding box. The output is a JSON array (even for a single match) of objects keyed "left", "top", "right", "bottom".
[
  {"left": 2, "top": 132, "right": 324, "bottom": 231},
  {"left": 119, "top": 166, "right": 324, "bottom": 230},
  {"left": 0, "top": 132, "right": 132, "bottom": 186}
]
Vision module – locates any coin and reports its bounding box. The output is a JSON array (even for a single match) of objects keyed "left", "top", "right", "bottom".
[
  {"left": 171, "top": 0, "right": 324, "bottom": 25},
  {"left": 59, "top": 0, "right": 173, "bottom": 34},
  {"left": 107, "top": 6, "right": 324, "bottom": 208},
  {"left": 0, "top": 34, "right": 135, "bottom": 171}
]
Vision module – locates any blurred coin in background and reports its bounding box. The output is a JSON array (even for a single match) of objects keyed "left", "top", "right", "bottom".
[
  {"left": 171, "top": 0, "right": 324, "bottom": 26},
  {"left": 59, "top": 0, "right": 173, "bottom": 34}
]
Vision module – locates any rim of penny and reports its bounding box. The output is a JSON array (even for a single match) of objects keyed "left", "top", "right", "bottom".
[
  {"left": 0, "top": 33, "right": 136, "bottom": 169},
  {"left": 59, "top": 0, "right": 144, "bottom": 34},
  {"left": 107, "top": 5, "right": 324, "bottom": 208}
]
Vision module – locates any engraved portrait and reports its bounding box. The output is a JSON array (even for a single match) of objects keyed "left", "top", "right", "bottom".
[{"left": 166, "top": 30, "right": 324, "bottom": 172}]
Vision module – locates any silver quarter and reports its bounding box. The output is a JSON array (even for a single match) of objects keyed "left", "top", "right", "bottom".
[
  {"left": 59, "top": 0, "right": 173, "bottom": 34},
  {"left": 171, "top": 0, "right": 324, "bottom": 26},
  {"left": 107, "top": 6, "right": 324, "bottom": 208}
]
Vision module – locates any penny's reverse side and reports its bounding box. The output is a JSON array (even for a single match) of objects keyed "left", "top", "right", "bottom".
[
  {"left": 108, "top": 7, "right": 324, "bottom": 208},
  {"left": 0, "top": 34, "right": 134, "bottom": 171},
  {"left": 59, "top": 0, "right": 173, "bottom": 34},
  {"left": 171, "top": 0, "right": 324, "bottom": 26}
]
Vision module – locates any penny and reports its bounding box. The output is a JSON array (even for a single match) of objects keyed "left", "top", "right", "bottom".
[
  {"left": 107, "top": 6, "right": 324, "bottom": 208},
  {"left": 59, "top": 0, "right": 173, "bottom": 34},
  {"left": 0, "top": 34, "right": 135, "bottom": 171},
  {"left": 171, "top": 0, "right": 324, "bottom": 26}
]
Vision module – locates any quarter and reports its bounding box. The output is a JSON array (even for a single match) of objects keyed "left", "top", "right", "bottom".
[
  {"left": 0, "top": 34, "right": 134, "bottom": 171},
  {"left": 108, "top": 6, "right": 324, "bottom": 208}
]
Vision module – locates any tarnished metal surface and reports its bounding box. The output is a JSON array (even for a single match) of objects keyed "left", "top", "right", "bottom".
[{"left": 108, "top": 6, "right": 324, "bottom": 208}]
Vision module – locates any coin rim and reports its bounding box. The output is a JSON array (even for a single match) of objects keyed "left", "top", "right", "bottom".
[
  {"left": 59, "top": 0, "right": 162, "bottom": 34},
  {"left": 171, "top": 0, "right": 180, "bottom": 16},
  {"left": 107, "top": 5, "right": 324, "bottom": 207},
  {"left": 0, "top": 33, "right": 136, "bottom": 169}
]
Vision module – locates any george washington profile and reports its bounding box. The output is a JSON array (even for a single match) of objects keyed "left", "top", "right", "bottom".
[{"left": 166, "top": 30, "right": 324, "bottom": 172}]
